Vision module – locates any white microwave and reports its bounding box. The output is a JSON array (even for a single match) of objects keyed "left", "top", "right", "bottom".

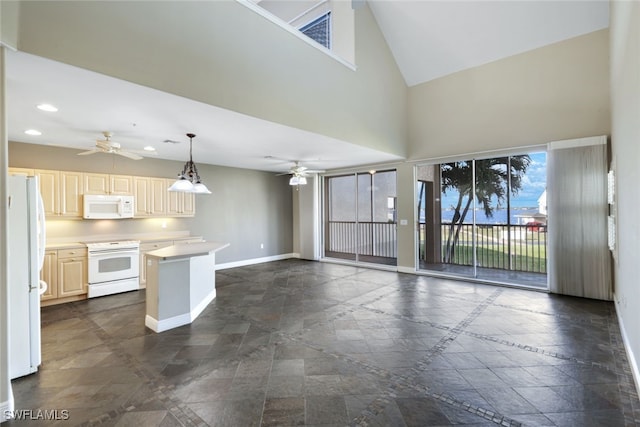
[{"left": 83, "top": 195, "right": 134, "bottom": 219}]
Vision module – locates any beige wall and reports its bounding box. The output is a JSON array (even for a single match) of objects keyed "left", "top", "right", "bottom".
[
  {"left": 16, "top": 1, "right": 406, "bottom": 157},
  {"left": 408, "top": 29, "right": 610, "bottom": 161},
  {"left": 9, "top": 142, "right": 294, "bottom": 264},
  {"left": 0, "top": 0, "right": 19, "bottom": 49},
  {"left": 610, "top": 0, "right": 640, "bottom": 391}
]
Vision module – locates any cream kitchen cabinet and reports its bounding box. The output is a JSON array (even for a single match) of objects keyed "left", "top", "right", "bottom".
[
  {"left": 57, "top": 247, "right": 88, "bottom": 298},
  {"left": 84, "top": 173, "right": 133, "bottom": 195},
  {"left": 40, "top": 250, "right": 58, "bottom": 301},
  {"left": 139, "top": 240, "right": 174, "bottom": 287},
  {"left": 30, "top": 169, "right": 84, "bottom": 218},
  {"left": 59, "top": 171, "right": 84, "bottom": 217},
  {"left": 35, "top": 169, "right": 60, "bottom": 216},
  {"left": 133, "top": 177, "right": 166, "bottom": 217},
  {"left": 110, "top": 174, "right": 134, "bottom": 195},
  {"left": 166, "top": 184, "right": 196, "bottom": 217},
  {"left": 41, "top": 247, "right": 88, "bottom": 306}
]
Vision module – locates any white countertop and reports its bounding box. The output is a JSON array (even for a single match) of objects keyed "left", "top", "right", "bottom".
[{"left": 146, "top": 242, "right": 230, "bottom": 261}]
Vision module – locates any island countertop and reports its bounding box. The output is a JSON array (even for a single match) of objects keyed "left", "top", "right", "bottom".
[{"left": 146, "top": 241, "right": 230, "bottom": 261}]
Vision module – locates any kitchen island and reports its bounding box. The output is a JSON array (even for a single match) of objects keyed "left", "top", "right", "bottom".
[{"left": 144, "top": 241, "right": 230, "bottom": 333}]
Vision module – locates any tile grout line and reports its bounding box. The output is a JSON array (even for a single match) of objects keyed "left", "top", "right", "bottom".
[{"left": 65, "top": 303, "right": 208, "bottom": 427}]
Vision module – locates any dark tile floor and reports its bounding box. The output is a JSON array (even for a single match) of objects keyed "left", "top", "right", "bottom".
[{"left": 8, "top": 259, "right": 640, "bottom": 426}]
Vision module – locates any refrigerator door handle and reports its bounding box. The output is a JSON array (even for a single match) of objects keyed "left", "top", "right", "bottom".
[{"left": 36, "top": 191, "right": 46, "bottom": 271}]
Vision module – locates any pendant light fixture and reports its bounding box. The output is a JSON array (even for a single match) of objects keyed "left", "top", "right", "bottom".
[{"left": 168, "top": 133, "right": 211, "bottom": 194}]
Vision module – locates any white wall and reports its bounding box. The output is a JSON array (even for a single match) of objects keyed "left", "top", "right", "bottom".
[{"left": 610, "top": 0, "right": 640, "bottom": 391}]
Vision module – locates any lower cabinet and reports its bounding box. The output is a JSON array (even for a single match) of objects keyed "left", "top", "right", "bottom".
[
  {"left": 41, "top": 247, "right": 88, "bottom": 306},
  {"left": 40, "top": 250, "right": 58, "bottom": 301}
]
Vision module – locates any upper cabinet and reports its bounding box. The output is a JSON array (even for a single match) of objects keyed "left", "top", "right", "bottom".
[
  {"left": 167, "top": 183, "right": 195, "bottom": 217},
  {"left": 133, "top": 177, "right": 167, "bottom": 217},
  {"left": 84, "top": 173, "right": 133, "bottom": 195},
  {"left": 111, "top": 174, "right": 134, "bottom": 195},
  {"left": 59, "top": 171, "right": 84, "bottom": 217},
  {"left": 9, "top": 167, "right": 194, "bottom": 218},
  {"left": 35, "top": 169, "right": 60, "bottom": 216}
]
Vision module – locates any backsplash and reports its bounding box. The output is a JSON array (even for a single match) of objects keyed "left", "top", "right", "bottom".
[{"left": 45, "top": 217, "right": 193, "bottom": 243}]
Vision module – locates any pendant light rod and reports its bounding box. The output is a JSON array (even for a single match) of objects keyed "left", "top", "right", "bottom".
[{"left": 168, "top": 133, "right": 211, "bottom": 194}]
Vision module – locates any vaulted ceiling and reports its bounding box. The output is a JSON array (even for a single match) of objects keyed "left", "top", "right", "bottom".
[{"left": 6, "top": 1, "right": 609, "bottom": 172}]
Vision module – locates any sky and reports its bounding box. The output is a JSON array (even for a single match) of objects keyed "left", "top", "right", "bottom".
[{"left": 439, "top": 151, "right": 547, "bottom": 210}]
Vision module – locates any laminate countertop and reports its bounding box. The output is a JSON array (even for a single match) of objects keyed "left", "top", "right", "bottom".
[{"left": 146, "top": 242, "right": 230, "bottom": 261}]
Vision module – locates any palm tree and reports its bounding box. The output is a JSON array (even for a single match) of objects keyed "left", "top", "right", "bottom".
[{"left": 441, "top": 155, "right": 531, "bottom": 263}]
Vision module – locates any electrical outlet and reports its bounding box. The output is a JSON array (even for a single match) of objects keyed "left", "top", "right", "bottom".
[{"left": 260, "top": 243, "right": 264, "bottom": 249}]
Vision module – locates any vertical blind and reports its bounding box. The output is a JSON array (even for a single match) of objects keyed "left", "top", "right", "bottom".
[{"left": 547, "top": 135, "right": 612, "bottom": 300}]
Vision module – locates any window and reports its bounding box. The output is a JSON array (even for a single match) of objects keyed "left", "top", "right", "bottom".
[{"left": 300, "top": 12, "right": 331, "bottom": 49}]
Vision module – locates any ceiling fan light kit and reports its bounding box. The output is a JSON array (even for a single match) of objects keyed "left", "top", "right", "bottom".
[
  {"left": 289, "top": 175, "right": 307, "bottom": 186},
  {"left": 168, "top": 133, "right": 211, "bottom": 194}
]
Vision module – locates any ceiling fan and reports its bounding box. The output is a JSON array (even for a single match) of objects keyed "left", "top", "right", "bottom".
[
  {"left": 276, "top": 160, "right": 325, "bottom": 185},
  {"left": 77, "top": 132, "right": 154, "bottom": 160}
]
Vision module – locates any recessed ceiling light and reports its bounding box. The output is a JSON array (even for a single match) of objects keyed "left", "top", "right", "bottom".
[
  {"left": 37, "top": 104, "right": 58, "bottom": 112},
  {"left": 143, "top": 146, "right": 156, "bottom": 152},
  {"left": 25, "top": 129, "right": 42, "bottom": 136}
]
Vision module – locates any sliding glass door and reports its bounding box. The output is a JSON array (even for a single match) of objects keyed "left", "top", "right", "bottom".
[
  {"left": 417, "top": 153, "right": 547, "bottom": 288},
  {"left": 324, "top": 170, "right": 397, "bottom": 266}
]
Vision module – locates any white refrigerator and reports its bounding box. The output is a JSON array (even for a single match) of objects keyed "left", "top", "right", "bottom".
[{"left": 7, "top": 175, "right": 47, "bottom": 379}]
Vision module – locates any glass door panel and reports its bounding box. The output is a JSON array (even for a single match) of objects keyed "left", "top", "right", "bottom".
[
  {"left": 416, "top": 153, "right": 547, "bottom": 288},
  {"left": 325, "top": 174, "right": 357, "bottom": 262},
  {"left": 325, "top": 170, "right": 397, "bottom": 266}
]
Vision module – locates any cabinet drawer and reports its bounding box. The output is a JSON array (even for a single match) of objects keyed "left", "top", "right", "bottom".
[{"left": 57, "top": 248, "right": 88, "bottom": 259}]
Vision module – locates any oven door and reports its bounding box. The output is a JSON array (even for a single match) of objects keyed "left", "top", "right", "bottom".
[{"left": 88, "top": 249, "right": 140, "bottom": 284}]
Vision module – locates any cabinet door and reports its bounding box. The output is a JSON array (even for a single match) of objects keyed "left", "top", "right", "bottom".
[
  {"left": 84, "top": 173, "right": 110, "bottom": 195},
  {"left": 58, "top": 256, "right": 87, "bottom": 297},
  {"left": 40, "top": 251, "right": 58, "bottom": 301},
  {"left": 149, "top": 178, "right": 166, "bottom": 215},
  {"left": 166, "top": 184, "right": 196, "bottom": 217},
  {"left": 133, "top": 177, "right": 150, "bottom": 217},
  {"left": 110, "top": 175, "right": 133, "bottom": 195},
  {"left": 35, "top": 169, "right": 60, "bottom": 216},
  {"left": 182, "top": 192, "right": 195, "bottom": 216},
  {"left": 60, "top": 171, "right": 84, "bottom": 218}
]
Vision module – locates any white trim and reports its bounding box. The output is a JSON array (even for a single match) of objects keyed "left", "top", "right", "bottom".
[
  {"left": 410, "top": 144, "right": 549, "bottom": 166},
  {"left": 615, "top": 300, "right": 640, "bottom": 395},
  {"left": 146, "top": 288, "right": 217, "bottom": 333},
  {"left": 288, "top": 0, "right": 329, "bottom": 25},
  {"left": 1, "top": 395, "right": 15, "bottom": 422},
  {"left": 236, "top": 0, "right": 356, "bottom": 71},
  {"left": 548, "top": 135, "right": 607, "bottom": 151},
  {"left": 145, "top": 313, "right": 190, "bottom": 333},
  {"left": 191, "top": 289, "right": 216, "bottom": 322},
  {"left": 216, "top": 253, "right": 296, "bottom": 270}
]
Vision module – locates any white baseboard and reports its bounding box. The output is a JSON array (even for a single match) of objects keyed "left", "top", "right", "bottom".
[
  {"left": 145, "top": 289, "right": 217, "bottom": 333},
  {"left": 191, "top": 289, "right": 216, "bottom": 321},
  {"left": 615, "top": 299, "right": 640, "bottom": 395},
  {"left": 1, "top": 394, "right": 15, "bottom": 422},
  {"left": 216, "top": 253, "right": 296, "bottom": 270},
  {"left": 397, "top": 266, "right": 416, "bottom": 274}
]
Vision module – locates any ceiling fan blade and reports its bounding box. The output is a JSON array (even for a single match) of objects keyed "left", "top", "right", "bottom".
[
  {"left": 116, "top": 150, "right": 143, "bottom": 160},
  {"left": 77, "top": 149, "right": 100, "bottom": 156}
]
